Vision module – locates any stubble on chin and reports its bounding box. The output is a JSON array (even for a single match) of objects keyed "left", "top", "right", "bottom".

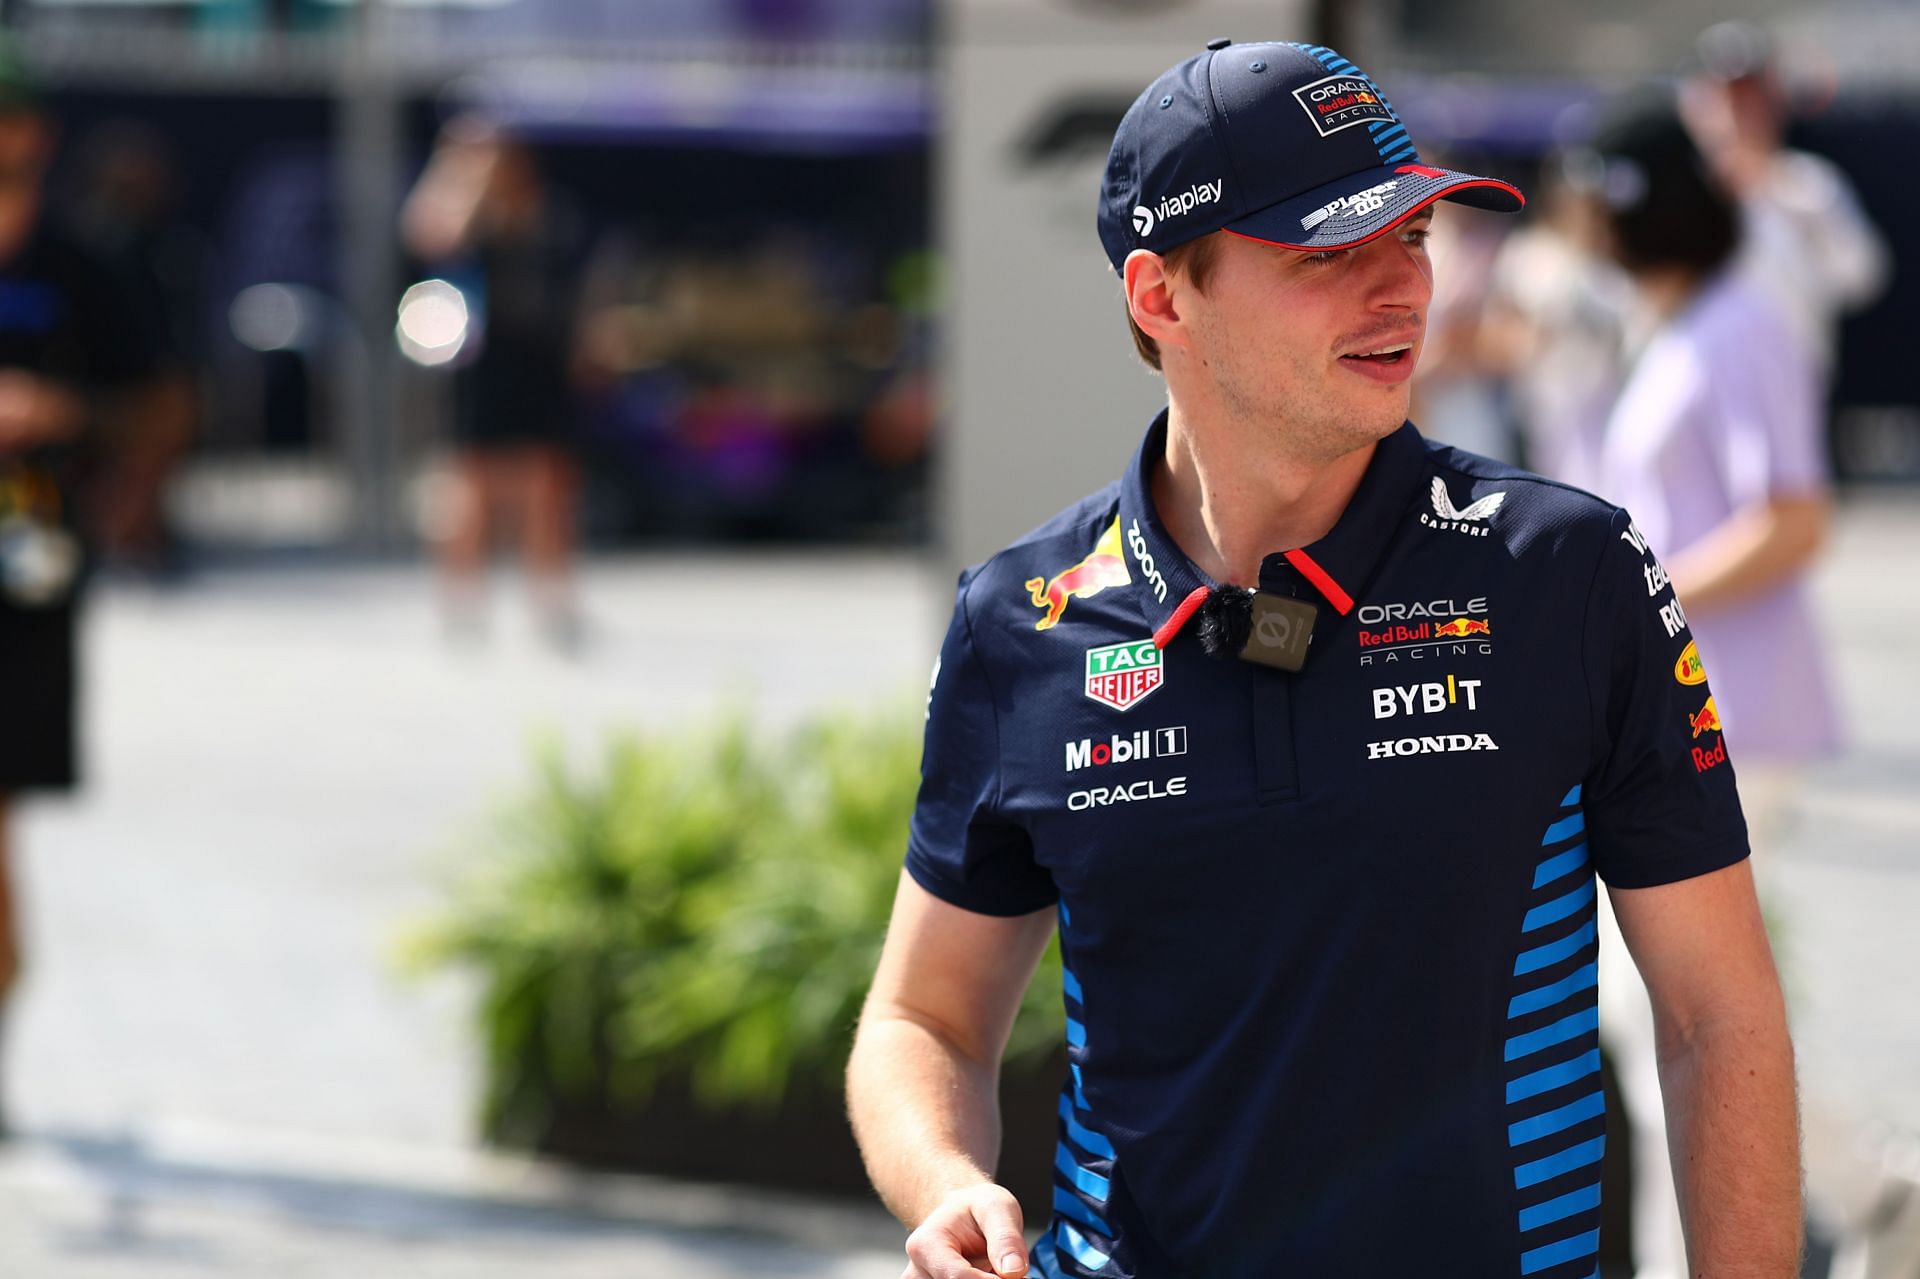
[
  {"left": 1196, "top": 317, "right": 1408, "bottom": 465},
  {"left": 1253, "top": 374, "right": 1409, "bottom": 468}
]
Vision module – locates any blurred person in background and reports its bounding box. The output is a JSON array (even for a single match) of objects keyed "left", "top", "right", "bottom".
[
  {"left": 1571, "top": 90, "right": 1838, "bottom": 1279},
  {"left": 63, "top": 120, "right": 203, "bottom": 579},
  {"left": 1476, "top": 164, "right": 1634, "bottom": 486},
  {"left": 0, "top": 51, "right": 162, "bottom": 1125},
  {"left": 403, "top": 117, "right": 584, "bottom": 650},
  {"left": 1684, "top": 21, "right": 1889, "bottom": 385},
  {"left": 1406, "top": 156, "right": 1515, "bottom": 462}
]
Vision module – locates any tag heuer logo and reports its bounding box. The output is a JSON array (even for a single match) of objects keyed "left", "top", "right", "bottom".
[{"left": 1085, "top": 639, "right": 1163, "bottom": 711}]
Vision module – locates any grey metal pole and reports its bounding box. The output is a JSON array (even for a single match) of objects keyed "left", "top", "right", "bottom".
[{"left": 335, "top": 0, "right": 405, "bottom": 552}]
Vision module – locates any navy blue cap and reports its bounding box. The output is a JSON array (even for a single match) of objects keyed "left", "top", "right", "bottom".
[{"left": 1098, "top": 40, "right": 1524, "bottom": 272}]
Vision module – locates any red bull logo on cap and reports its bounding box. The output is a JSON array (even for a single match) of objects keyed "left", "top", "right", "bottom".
[
  {"left": 1027, "top": 518, "right": 1131, "bottom": 631},
  {"left": 1687, "top": 695, "right": 1722, "bottom": 739}
]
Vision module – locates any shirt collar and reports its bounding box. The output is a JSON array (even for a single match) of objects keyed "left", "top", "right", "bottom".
[{"left": 1117, "top": 410, "right": 1431, "bottom": 642}]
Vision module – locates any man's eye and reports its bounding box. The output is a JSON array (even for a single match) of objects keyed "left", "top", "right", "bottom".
[
  {"left": 1305, "top": 249, "right": 1348, "bottom": 265},
  {"left": 1402, "top": 228, "right": 1433, "bottom": 248}
]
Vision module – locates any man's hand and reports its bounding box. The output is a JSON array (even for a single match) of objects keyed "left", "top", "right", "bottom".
[
  {"left": 903, "top": 1182, "right": 1029, "bottom": 1279},
  {"left": 0, "top": 370, "right": 85, "bottom": 451}
]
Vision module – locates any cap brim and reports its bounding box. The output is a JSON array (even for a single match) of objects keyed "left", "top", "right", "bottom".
[{"left": 1224, "top": 163, "right": 1525, "bottom": 252}]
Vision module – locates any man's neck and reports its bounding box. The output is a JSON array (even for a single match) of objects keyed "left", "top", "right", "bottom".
[{"left": 1151, "top": 398, "right": 1380, "bottom": 588}]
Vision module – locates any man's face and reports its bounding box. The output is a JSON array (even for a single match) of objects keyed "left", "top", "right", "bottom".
[
  {"left": 0, "top": 113, "right": 51, "bottom": 264},
  {"left": 1177, "top": 208, "right": 1434, "bottom": 462}
]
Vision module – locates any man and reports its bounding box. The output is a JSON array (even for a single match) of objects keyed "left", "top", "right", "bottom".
[{"left": 846, "top": 39, "right": 1800, "bottom": 1279}]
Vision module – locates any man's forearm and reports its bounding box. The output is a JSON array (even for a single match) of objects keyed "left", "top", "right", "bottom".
[
  {"left": 847, "top": 1012, "right": 1006, "bottom": 1228},
  {"left": 1660, "top": 1009, "right": 1802, "bottom": 1274}
]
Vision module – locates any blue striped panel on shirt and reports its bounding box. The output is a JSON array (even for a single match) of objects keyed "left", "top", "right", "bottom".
[
  {"left": 1063, "top": 967, "right": 1083, "bottom": 1004},
  {"left": 1541, "top": 812, "right": 1587, "bottom": 845},
  {"left": 1508, "top": 1091, "right": 1605, "bottom": 1147},
  {"left": 1532, "top": 844, "right": 1590, "bottom": 889},
  {"left": 1058, "top": 1095, "right": 1116, "bottom": 1159},
  {"left": 1070, "top": 1063, "right": 1090, "bottom": 1110},
  {"left": 1561, "top": 783, "right": 1583, "bottom": 807},
  {"left": 1508, "top": 963, "right": 1598, "bottom": 1019},
  {"left": 1505, "top": 1007, "right": 1599, "bottom": 1062},
  {"left": 1514, "top": 920, "right": 1596, "bottom": 976},
  {"left": 1521, "top": 1228, "right": 1600, "bottom": 1275},
  {"left": 1029, "top": 1232, "right": 1061, "bottom": 1279},
  {"left": 1054, "top": 1143, "right": 1110, "bottom": 1201},
  {"left": 1514, "top": 1135, "right": 1606, "bottom": 1189},
  {"left": 1507, "top": 1049, "right": 1602, "bottom": 1104},
  {"left": 1519, "top": 1181, "right": 1602, "bottom": 1232},
  {"left": 1058, "top": 1220, "right": 1112, "bottom": 1272},
  {"left": 1522, "top": 879, "right": 1595, "bottom": 933},
  {"left": 1066, "top": 1017, "right": 1087, "bottom": 1048},
  {"left": 1052, "top": 1185, "right": 1112, "bottom": 1240}
]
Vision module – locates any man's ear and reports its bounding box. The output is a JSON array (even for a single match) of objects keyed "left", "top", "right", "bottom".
[{"left": 1124, "top": 249, "right": 1187, "bottom": 353}]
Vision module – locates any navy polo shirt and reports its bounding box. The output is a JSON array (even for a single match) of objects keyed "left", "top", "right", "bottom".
[{"left": 907, "top": 412, "right": 1749, "bottom": 1279}]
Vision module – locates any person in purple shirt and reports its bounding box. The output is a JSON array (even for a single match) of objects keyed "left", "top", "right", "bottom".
[
  {"left": 1580, "top": 94, "right": 1840, "bottom": 776},
  {"left": 1571, "top": 90, "right": 1839, "bottom": 1279}
]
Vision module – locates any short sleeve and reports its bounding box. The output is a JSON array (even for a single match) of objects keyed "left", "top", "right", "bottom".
[
  {"left": 1581, "top": 508, "right": 1750, "bottom": 889},
  {"left": 1711, "top": 307, "right": 1827, "bottom": 504},
  {"left": 904, "top": 570, "right": 1056, "bottom": 916}
]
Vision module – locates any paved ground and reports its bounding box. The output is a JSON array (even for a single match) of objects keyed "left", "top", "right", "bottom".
[
  {"left": 4, "top": 498, "right": 1918, "bottom": 1274},
  {"left": 12, "top": 550, "right": 939, "bottom": 1276}
]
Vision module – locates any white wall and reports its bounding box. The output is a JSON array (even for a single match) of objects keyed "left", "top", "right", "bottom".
[{"left": 939, "top": 0, "right": 1310, "bottom": 572}]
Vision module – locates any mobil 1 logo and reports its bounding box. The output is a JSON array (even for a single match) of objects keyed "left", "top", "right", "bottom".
[{"left": 1065, "top": 726, "right": 1188, "bottom": 772}]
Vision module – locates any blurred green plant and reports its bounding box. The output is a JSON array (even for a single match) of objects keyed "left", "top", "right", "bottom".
[{"left": 404, "top": 706, "right": 1063, "bottom": 1145}]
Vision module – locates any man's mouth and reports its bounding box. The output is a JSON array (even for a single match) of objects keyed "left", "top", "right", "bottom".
[{"left": 1339, "top": 342, "right": 1414, "bottom": 366}]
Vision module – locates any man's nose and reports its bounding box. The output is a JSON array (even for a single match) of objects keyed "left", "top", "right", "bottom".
[{"left": 1359, "top": 228, "right": 1433, "bottom": 311}]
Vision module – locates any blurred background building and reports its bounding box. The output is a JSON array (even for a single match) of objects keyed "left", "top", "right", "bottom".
[
  {"left": 12, "top": 0, "right": 936, "bottom": 558},
  {"left": 0, "top": 0, "right": 1910, "bottom": 564}
]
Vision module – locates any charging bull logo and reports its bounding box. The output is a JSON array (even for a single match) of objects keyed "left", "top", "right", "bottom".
[
  {"left": 1432, "top": 617, "right": 1492, "bottom": 639},
  {"left": 1027, "top": 518, "right": 1131, "bottom": 631},
  {"left": 1687, "top": 695, "right": 1722, "bottom": 739}
]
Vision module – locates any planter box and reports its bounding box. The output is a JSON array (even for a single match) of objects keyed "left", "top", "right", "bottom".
[{"left": 528, "top": 1054, "right": 1070, "bottom": 1225}]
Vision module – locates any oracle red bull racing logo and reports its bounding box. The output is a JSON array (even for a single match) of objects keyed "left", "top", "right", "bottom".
[
  {"left": 1359, "top": 615, "right": 1491, "bottom": 649},
  {"left": 1027, "top": 518, "right": 1130, "bottom": 631},
  {"left": 1084, "top": 638, "right": 1163, "bottom": 711},
  {"left": 1292, "top": 73, "right": 1395, "bottom": 137}
]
